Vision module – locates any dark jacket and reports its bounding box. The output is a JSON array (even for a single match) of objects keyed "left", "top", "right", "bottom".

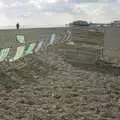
[{"left": 16, "top": 23, "right": 19, "bottom": 29}]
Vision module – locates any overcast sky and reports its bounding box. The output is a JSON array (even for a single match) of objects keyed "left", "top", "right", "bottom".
[{"left": 0, "top": 0, "right": 120, "bottom": 27}]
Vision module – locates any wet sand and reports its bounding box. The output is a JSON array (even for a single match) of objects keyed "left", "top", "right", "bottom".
[{"left": 0, "top": 51, "right": 120, "bottom": 120}]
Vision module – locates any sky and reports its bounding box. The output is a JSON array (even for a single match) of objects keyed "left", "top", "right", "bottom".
[{"left": 0, "top": 0, "right": 120, "bottom": 27}]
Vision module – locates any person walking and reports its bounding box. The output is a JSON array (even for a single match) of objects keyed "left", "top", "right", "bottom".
[
  {"left": 16, "top": 22, "right": 20, "bottom": 30},
  {"left": 16, "top": 22, "right": 20, "bottom": 34}
]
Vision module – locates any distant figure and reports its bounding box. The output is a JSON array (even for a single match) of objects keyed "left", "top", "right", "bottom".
[{"left": 16, "top": 22, "right": 20, "bottom": 30}]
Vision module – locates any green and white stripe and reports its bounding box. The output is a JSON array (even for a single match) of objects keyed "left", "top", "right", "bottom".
[
  {"left": 24, "top": 43, "right": 36, "bottom": 55},
  {"left": 9, "top": 46, "right": 25, "bottom": 62},
  {"left": 0, "top": 48, "right": 10, "bottom": 62}
]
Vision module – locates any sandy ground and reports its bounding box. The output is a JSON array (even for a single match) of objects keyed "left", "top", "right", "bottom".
[{"left": 0, "top": 52, "right": 120, "bottom": 120}]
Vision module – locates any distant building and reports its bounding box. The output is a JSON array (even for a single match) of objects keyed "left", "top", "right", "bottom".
[
  {"left": 68, "top": 20, "right": 89, "bottom": 27},
  {"left": 114, "top": 20, "right": 120, "bottom": 24},
  {"left": 111, "top": 20, "right": 120, "bottom": 27}
]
